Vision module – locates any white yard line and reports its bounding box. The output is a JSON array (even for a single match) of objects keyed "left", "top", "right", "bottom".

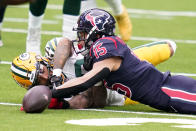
[
  {"left": 126, "top": 8, "right": 196, "bottom": 17},
  {"left": 0, "top": 61, "right": 12, "bottom": 65},
  {"left": 131, "top": 36, "right": 196, "bottom": 44},
  {"left": 0, "top": 102, "right": 21, "bottom": 106},
  {"left": 4, "top": 17, "right": 58, "bottom": 24},
  {"left": 78, "top": 109, "right": 196, "bottom": 118},
  {"left": 0, "top": 102, "right": 196, "bottom": 118},
  {"left": 10, "top": 4, "right": 196, "bottom": 17},
  {"left": 2, "top": 28, "right": 62, "bottom": 35},
  {"left": 2, "top": 27, "right": 196, "bottom": 44},
  {"left": 1, "top": 60, "right": 196, "bottom": 77}
]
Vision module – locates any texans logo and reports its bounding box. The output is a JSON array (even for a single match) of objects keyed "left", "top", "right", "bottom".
[{"left": 85, "top": 10, "right": 110, "bottom": 31}]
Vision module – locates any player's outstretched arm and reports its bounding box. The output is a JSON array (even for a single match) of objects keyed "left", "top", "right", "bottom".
[
  {"left": 52, "top": 57, "right": 121, "bottom": 98},
  {"left": 51, "top": 38, "right": 72, "bottom": 87},
  {"left": 53, "top": 38, "right": 72, "bottom": 70}
]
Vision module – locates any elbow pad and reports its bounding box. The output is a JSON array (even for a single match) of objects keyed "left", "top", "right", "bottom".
[{"left": 52, "top": 67, "right": 110, "bottom": 98}]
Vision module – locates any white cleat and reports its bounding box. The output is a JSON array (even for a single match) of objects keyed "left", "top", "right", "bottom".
[{"left": 0, "top": 40, "right": 3, "bottom": 47}]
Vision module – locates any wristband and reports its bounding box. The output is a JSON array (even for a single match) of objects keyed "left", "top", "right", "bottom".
[{"left": 53, "top": 69, "right": 62, "bottom": 77}]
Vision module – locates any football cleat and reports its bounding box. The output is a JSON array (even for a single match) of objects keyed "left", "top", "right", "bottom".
[
  {"left": 0, "top": 32, "right": 3, "bottom": 47},
  {"left": 115, "top": 5, "right": 132, "bottom": 41},
  {"left": 124, "top": 97, "right": 139, "bottom": 105},
  {"left": 0, "top": 40, "right": 3, "bottom": 47}
]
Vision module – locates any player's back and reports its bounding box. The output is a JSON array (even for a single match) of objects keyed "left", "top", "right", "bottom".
[{"left": 90, "top": 36, "right": 169, "bottom": 105}]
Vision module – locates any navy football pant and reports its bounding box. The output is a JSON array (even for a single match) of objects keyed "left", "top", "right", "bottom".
[{"left": 161, "top": 75, "right": 196, "bottom": 114}]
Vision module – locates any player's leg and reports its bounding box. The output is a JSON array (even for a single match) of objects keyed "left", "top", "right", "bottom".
[
  {"left": 0, "top": 6, "right": 6, "bottom": 47},
  {"left": 104, "top": 0, "right": 132, "bottom": 41},
  {"left": 62, "top": 0, "right": 81, "bottom": 40},
  {"left": 26, "top": 0, "right": 47, "bottom": 55},
  {"left": 133, "top": 40, "right": 177, "bottom": 66},
  {"left": 80, "top": 0, "right": 97, "bottom": 13},
  {"left": 161, "top": 75, "right": 196, "bottom": 114},
  {"left": 126, "top": 40, "right": 176, "bottom": 105}
]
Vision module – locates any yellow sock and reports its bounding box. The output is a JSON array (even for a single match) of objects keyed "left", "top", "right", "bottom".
[
  {"left": 124, "top": 97, "right": 139, "bottom": 105},
  {"left": 114, "top": 5, "right": 132, "bottom": 41}
]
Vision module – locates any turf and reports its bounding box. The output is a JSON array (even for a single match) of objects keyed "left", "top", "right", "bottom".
[{"left": 0, "top": 0, "right": 196, "bottom": 130}]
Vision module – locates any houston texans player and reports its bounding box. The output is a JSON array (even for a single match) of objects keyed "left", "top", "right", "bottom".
[
  {"left": 51, "top": 8, "right": 196, "bottom": 114},
  {"left": 45, "top": 37, "right": 176, "bottom": 106}
]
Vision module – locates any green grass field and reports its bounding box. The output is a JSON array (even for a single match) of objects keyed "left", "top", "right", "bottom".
[{"left": 1, "top": 0, "right": 196, "bottom": 130}]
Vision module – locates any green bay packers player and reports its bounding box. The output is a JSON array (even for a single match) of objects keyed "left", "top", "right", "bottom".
[{"left": 11, "top": 37, "right": 176, "bottom": 109}]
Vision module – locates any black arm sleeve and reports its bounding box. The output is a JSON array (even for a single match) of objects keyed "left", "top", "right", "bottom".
[{"left": 52, "top": 67, "right": 110, "bottom": 98}]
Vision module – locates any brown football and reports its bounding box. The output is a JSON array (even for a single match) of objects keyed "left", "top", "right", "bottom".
[{"left": 22, "top": 85, "right": 52, "bottom": 113}]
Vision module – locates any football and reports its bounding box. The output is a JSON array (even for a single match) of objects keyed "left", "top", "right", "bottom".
[{"left": 22, "top": 85, "right": 52, "bottom": 113}]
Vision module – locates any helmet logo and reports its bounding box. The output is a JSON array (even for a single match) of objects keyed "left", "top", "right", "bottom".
[
  {"left": 85, "top": 10, "right": 110, "bottom": 31},
  {"left": 19, "top": 53, "right": 30, "bottom": 61}
]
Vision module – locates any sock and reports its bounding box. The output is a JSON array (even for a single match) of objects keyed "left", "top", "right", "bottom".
[
  {"left": 26, "top": 11, "right": 44, "bottom": 55},
  {"left": 62, "top": 0, "right": 81, "bottom": 40},
  {"left": 0, "top": 22, "right": 2, "bottom": 39},
  {"left": 104, "top": 0, "right": 123, "bottom": 15},
  {"left": 62, "top": 14, "right": 79, "bottom": 40},
  {"left": 0, "top": 6, "right": 6, "bottom": 45},
  {"left": 0, "top": 6, "right": 6, "bottom": 23},
  {"left": 29, "top": 0, "right": 47, "bottom": 16},
  {"left": 0, "top": 22, "right": 2, "bottom": 46},
  {"left": 81, "top": 0, "right": 97, "bottom": 13},
  {"left": 63, "top": 0, "right": 81, "bottom": 15},
  {"left": 28, "top": 11, "right": 44, "bottom": 28}
]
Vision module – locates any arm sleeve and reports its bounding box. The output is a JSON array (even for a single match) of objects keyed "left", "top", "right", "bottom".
[{"left": 52, "top": 67, "right": 110, "bottom": 98}]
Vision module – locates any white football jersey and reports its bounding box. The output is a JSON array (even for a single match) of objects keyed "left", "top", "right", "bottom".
[{"left": 62, "top": 51, "right": 87, "bottom": 80}]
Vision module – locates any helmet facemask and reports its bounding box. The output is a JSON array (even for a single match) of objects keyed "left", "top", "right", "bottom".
[
  {"left": 72, "top": 25, "right": 101, "bottom": 56},
  {"left": 29, "top": 55, "right": 53, "bottom": 89}
]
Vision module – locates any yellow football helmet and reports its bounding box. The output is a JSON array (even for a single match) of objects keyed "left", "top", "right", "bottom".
[{"left": 10, "top": 52, "right": 51, "bottom": 89}]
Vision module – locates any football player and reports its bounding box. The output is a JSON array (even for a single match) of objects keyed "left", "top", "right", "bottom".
[
  {"left": 26, "top": 0, "right": 81, "bottom": 55},
  {"left": 0, "top": 0, "right": 35, "bottom": 47},
  {"left": 11, "top": 36, "right": 176, "bottom": 109},
  {"left": 51, "top": 8, "right": 196, "bottom": 114},
  {"left": 81, "top": 0, "right": 132, "bottom": 41},
  {"left": 27, "top": 0, "right": 132, "bottom": 55}
]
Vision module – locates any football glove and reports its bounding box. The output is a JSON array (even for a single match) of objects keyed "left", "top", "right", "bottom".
[
  {"left": 50, "top": 75, "right": 62, "bottom": 89},
  {"left": 83, "top": 53, "right": 93, "bottom": 71}
]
